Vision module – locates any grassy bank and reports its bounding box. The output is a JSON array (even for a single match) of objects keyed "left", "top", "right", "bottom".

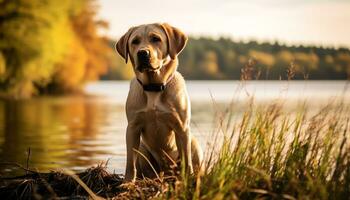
[{"left": 1, "top": 98, "right": 349, "bottom": 199}]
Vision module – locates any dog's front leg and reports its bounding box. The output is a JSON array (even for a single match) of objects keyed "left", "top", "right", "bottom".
[
  {"left": 175, "top": 127, "right": 193, "bottom": 174},
  {"left": 124, "top": 124, "right": 141, "bottom": 182}
]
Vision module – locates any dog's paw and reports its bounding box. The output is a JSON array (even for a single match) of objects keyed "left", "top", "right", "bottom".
[
  {"left": 123, "top": 174, "right": 136, "bottom": 183},
  {"left": 119, "top": 181, "right": 136, "bottom": 190}
]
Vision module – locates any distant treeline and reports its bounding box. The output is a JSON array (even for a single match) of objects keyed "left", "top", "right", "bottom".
[
  {"left": 1, "top": 1, "right": 349, "bottom": 99},
  {"left": 0, "top": 0, "right": 111, "bottom": 98},
  {"left": 104, "top": 38, "right": 350, "bottom": 80}
]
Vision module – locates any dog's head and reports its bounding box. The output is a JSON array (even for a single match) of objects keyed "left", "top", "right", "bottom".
[{"left": 116, "top": 23, "right": 187, "bottom": 73}]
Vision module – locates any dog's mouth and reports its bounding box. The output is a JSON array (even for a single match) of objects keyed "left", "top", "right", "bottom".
[{"left": 137, "top": 63, "right": 161, "bottom": 72}]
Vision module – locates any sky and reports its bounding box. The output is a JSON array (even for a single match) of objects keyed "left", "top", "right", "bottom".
[{"left": 98, "top": 0, "right": 350, "bottom": 48}]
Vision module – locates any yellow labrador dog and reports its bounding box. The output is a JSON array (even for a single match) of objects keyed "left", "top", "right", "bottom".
[{"left": 116, "top": 23, "right": 203, "bottom": 181}]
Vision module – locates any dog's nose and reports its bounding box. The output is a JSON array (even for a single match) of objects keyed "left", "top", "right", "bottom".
[{"left": 137, "top": 50, "right": 150, "bottom": 62}]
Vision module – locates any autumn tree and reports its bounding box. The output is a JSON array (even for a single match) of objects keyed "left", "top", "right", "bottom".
[{"left": 0, "top": 0, "right": 110, "bottom": 98}]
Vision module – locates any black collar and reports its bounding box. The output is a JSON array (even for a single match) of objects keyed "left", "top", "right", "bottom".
[{"left": 137, "top": 74, "right": 175, "bottom": 92}]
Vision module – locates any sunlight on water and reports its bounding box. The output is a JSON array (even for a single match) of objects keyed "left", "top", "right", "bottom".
[
  {"left": 85, "top": 80, "right": 349, "bottom": 103},
  {"left": 0, "top": 81, "right": 348, "bottom": 176}
]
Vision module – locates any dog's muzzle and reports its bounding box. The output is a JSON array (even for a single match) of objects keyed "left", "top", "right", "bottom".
[{"left": 137, "top": 50, "right": 152, "bottom": 72}]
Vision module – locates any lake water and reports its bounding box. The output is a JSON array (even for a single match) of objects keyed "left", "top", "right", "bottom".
[{"left": 0, "top": 81, "right": 348, "bottom": 176}]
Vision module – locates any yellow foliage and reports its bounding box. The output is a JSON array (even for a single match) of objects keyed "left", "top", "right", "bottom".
[
  {"left": 8, "top": 80, "right": 35, "bottom": 99},
  {"left": 200, "top": 51, "right": 219, "bottom": 75},
  {"left": 309, "top": 52, "right": 319, "bottom": 68},
  {"left": 293, "top": 52, "right": 319, "bottom": 71},
  {"left": 70, "top": 4, "right": 111, "bottom": 83},
  {"left": 0, "top": 0, "right": 110, "bottom": 97},
  {"left": 35, "top": 14, "right": 71, "bottom": 82},
  {"left": 325, "top": 55, "right": 334, "bottom": 64},
  {"left": 54, "top": 33, "right": 87, "bottom": 91},
  {"left": 94, "top": 42, "right": 134, "bottom": 80},
  {"left": 238, "top": 55, "right": 248, "bottom": 65},
  {"left": 113, "top": 56, "right": 134, "bottom": 80},
  {"left": 249, "top": 50, "right": 275, "bottom": 68},
  {"left": 335, "top": 53, "right": 350, "bottom": 75},
  {"left": 277, "top": 50, "right": 294, "bottom": 64},
  {"left": 0, "top": 53, "right": 5, "bottom": 76},
  {"left": 225, "top": 50, "right": 236, "bottom": 63}
]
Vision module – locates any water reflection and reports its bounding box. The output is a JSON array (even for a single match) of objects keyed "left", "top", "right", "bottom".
[
  {"left": 0, "top": 96, "right": 127, "bottom": 176},
  {"left": 0, "top": 81, "right": 348, "bottom": 177}
]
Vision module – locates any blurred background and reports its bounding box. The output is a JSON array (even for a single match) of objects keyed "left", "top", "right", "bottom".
[
  {"left": 0, "top": 0, "right": 349, "bottom": 176},
  {"left": 0, "top": 0, "right": 349, "bottom": 98}
]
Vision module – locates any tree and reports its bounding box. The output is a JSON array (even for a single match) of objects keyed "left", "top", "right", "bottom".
[{"left": 0, "top": 0, "right": 110, "bottom": 98}]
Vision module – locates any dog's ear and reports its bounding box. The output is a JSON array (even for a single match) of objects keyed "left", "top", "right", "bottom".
[
  {"left": 115, "top": 27, "right": 135, "bottom": 63},
  {"left": 160, "top": 23, "right": 188, "bottom": 60}
]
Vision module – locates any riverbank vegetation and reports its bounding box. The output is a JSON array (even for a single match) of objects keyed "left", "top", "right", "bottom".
[{"left": 1, "top": 98, "right": 349, "bottom": 199}]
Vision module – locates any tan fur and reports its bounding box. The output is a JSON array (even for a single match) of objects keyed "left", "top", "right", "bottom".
[{"left": 116, "top": 23, "right": 203, "bottom": 182}]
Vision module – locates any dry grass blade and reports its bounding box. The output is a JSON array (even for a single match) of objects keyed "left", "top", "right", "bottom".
[
  {"left": 133, "top": 148, "right": 161, "bottom": 181},
  {"left": 287, "top": 62, "right": 296, "bottom": 80},
  {"left": 62, "top": 169, "right": 104, "bottom": 200}
]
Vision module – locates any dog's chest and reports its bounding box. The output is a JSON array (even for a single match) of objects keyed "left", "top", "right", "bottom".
[
  {"left": 137, "top": 92, "right": 175, "bottom": 130},
  {"left": 142, "top": 92, "right": 170, "bottom": 113},
  {"left": 145, "top": 92, "right": 161, "bottom": 110},
  {"left": 134, "top": 91, "right": 181, "bottom": 130},
  {"left": 139, "top": 92, "right": 176, "bottom": 148}
]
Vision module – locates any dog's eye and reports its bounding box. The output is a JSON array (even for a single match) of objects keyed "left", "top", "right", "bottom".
[
  {"left": 151, "top": 36, "right": 161, "bottom": 43},
  {"left": 131, "top": 39, "right": 140, "bottom": 45}
]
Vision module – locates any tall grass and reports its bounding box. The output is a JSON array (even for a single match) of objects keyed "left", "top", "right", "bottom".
[
  {"left": 2, "top": 88, "right": 349, "bottom": 199},
  {"left": 160, "top": 98, "right": 350, "bottom": 200}
]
